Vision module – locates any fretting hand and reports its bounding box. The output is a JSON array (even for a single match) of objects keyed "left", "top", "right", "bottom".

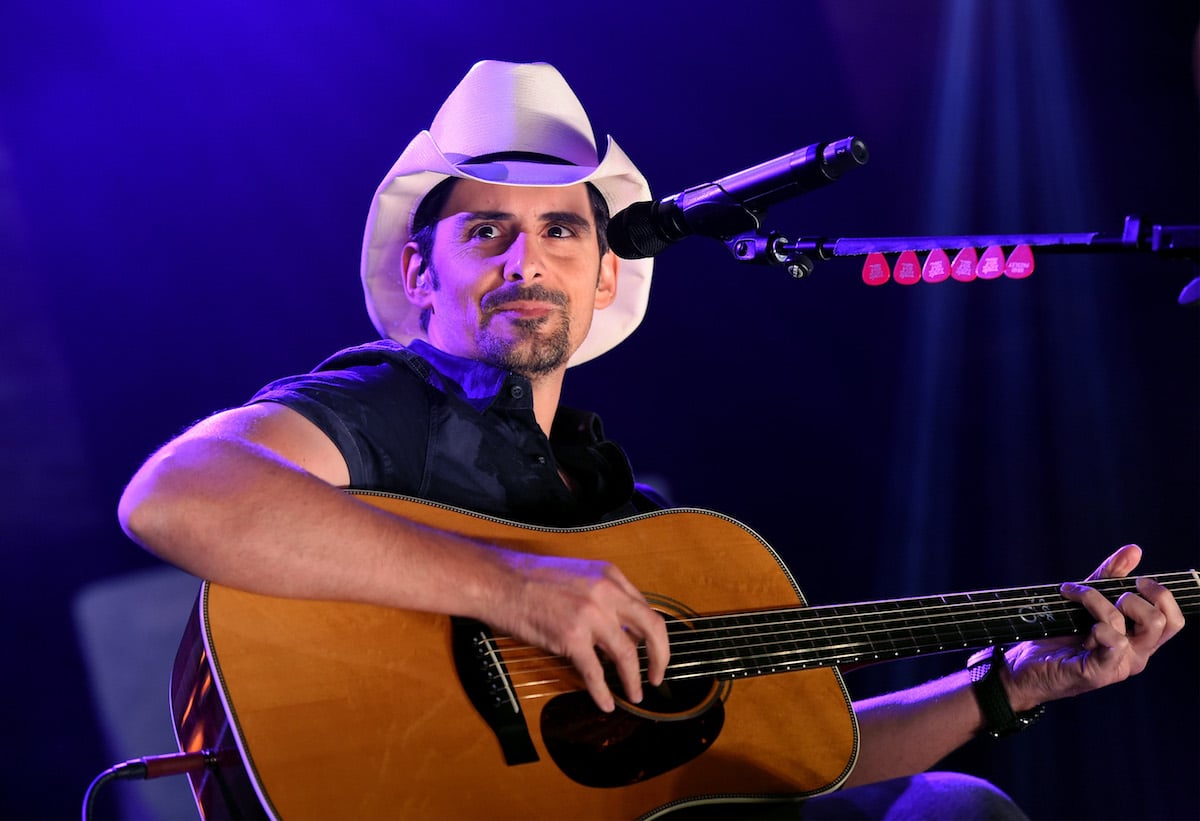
[{"left": 1003, "top": 544, "right": 1186, "bottom": 711}]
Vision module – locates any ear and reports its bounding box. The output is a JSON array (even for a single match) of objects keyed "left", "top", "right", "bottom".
[
  {"left": 401, "top": 242, "right": 434, "bottom": 308},
  {"left": 593, "top": 250, "right": 619, "bottom": 310}
]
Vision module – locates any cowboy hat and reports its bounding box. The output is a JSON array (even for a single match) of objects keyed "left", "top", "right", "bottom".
[{"left": 361, "top": 60, "right": 653, "bottom": 366}]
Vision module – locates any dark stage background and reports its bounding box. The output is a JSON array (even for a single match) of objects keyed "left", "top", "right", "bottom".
[{"left": 2, "top": 2, "right": 1197, "bottom": 819}]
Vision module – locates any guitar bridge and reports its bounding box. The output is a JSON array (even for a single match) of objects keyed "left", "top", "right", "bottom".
[{"left": 450, "top": 617, "right": 539, "bottom": 766}]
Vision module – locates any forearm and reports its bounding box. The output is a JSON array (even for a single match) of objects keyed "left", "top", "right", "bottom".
[
  {"left": 843, "top": 669, "right": 987, "bottom": 787},
  {"left": 118, "top": 401, "right": 670, "bottom": 713},
  {"left": 845, "top": 552, "right": 1187, "bottom": 788},
  {"left": 119, "top": 434, "right": 518, "bottom": 620}
]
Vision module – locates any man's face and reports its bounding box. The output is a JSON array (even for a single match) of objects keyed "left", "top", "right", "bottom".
[{"left": 403, "top": 179, "right": 617, "bottom": 377}]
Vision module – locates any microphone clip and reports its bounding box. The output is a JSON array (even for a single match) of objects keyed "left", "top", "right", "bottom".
[{"left": 725, "top": 230, "right": 817, "bottom": 279}]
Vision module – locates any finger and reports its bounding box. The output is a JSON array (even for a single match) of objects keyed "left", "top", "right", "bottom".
[
  {"left": 1135, "top": 576, "right": 1187, "bottom": 641},
  {"left": 585, "top": 606, "right": 646, "bottom": 706},
  {"left": 606, "top": 565, "right": 650, "bottom": 604},
  {"left": 641, "top": 611, "right": 670, "bottom": 686},
  {"left": 598, "top": 627, "right": 645, "bottom": 705},
  {"left": 1088, "top": 544, "right": 1142, "bottom": 581},
  {"left": 568, "top": 644, "right": 616, "bottom": 713},
  {"left": 602, "top": 567, "right": 670, "bottom": 686},
  {"left": 1061, "top": 582, "right": 1126, "bottom": 636},
  {"left": 621, "top": 605, "right": 670, "bottom": 686},
  {"left": 1116, "top": 587, "right": 1170, "bottom": 647},
  {"left": 1085, "top": 618, "right": 1131, "bottom": 662}
]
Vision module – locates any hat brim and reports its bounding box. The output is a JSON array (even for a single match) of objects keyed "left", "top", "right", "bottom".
[{"left": 361, "top": 131, "right": 653, "bottom": 367}]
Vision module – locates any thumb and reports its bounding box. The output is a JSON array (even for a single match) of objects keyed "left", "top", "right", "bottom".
[{"left": 1088, "top": 544, "right": 1142, "bottom": 581}]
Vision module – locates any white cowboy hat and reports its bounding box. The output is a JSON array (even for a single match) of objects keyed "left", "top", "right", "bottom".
[{"left": 361, "top": 60, "right": 654, "bottom": 366}]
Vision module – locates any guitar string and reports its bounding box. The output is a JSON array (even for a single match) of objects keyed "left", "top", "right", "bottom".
[
  {"left": 493, "top": 584, "right": 1200, "bottom": 680},
  {"left": 662, "top": 577, "right": 1200, "bottom": 664},
  {"left": 489, "top": 580, "right": 1200, "bottom": 691},
  {"left": 474, "top": 577, "right": 1199, "bottom": 700},
  {"left": 491, "top": 574, "right": 1200, "bottom": 668},
  {"left": 495, "top": 620, "right": 1200, "bottom": 701},
  {"left": 497, "top": 608, "right": 1200, "bottom": 701}
]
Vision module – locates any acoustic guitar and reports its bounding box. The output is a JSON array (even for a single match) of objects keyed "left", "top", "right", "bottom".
[{"left": 169, "top": 490, "right": 1198, "bottom": 820}]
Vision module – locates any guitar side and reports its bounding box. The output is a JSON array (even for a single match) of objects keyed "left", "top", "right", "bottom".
[{"left": 174, "top": 492, "right": 859, "bottom": 820}]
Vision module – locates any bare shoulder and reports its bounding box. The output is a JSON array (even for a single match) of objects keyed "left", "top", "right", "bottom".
[{"left": 182, "top": 402, "right": 350, "bottom": 486}]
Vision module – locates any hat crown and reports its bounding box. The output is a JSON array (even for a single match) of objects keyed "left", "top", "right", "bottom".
[{"left": 430, "top": 61, "right": 599, "bottom": 166}]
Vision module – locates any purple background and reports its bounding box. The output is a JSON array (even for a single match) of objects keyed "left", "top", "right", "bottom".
[{"left": 2, "top": 1, "right": 1197, "bottom": 818}]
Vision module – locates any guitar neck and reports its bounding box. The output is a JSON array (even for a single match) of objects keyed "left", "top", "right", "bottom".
[{"left": 663, "top": 571, "right": 1200, "bottom": 682}]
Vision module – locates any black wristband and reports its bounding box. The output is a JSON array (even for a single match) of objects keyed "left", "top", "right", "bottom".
[{"left": 967, "top": 645, "right": 1045, "bottom": 738}]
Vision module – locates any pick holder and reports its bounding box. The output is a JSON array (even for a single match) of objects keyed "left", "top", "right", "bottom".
[
  {"left": 720, "top": 216, "right": 1197, "bottom": 301},
  {"left": 859, "top": 244, "right": 1036, "bottom": 286}
]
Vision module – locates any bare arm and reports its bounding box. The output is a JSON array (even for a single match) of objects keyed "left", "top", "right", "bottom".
[
  {"left": 118, "top": 402, "right": 668, "bottom": 711},
  {"left": 844, "top": 545, "right": 1185, "bottom": 787}
]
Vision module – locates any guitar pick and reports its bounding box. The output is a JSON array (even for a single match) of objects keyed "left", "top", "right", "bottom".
[
  {"left": 862, "top": 252, "right": 891, "bottom": 286},
  {"left": 977, "top": 245, "right": 1005, "bottom": 279},
  {"left": 1004, "top": 244, "right": 1035, "bottom": 279},
  {"left": 922, "top": 248, "right": 951, "bottom": 283},
  {"left": 950, "top": 247, "right": 978, "bottom": 281},
  {"left": 892, "top": 250, "right": 921, "bottom": 285}
]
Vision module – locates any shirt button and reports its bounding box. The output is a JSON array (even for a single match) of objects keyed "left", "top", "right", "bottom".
[
  {"left": 510, "top": 385, "right": 525, "bottom": 399},
  {"left": 536, "top": 456, "right": 547, "bottom": 465}
]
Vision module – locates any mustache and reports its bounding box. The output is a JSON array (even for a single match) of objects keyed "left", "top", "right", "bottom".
[{"left": 481, "top": 283, "right": 569, "bottom": 313}]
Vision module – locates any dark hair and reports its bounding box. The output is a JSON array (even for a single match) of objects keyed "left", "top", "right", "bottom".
[{"left": 409, "top": 175, "right": 612, "bottom": 332}]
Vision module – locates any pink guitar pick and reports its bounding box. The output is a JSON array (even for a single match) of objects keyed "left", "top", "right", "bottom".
[
  {"left": 862, "top": 252, "right": 891, "bottom": 286},
  {"left": 977, "top": 245, "right": 1006, "bottom": 279},
  {"left": 1005, "top": 244, "right": 1035, "bottom": 279},
  {"left": 893, "top": 250, "right": 921, "bottom": 285},
  {"left": 922, "top": 248, "right": 951, "bottom": 283},
  {"left": 950, "top": 247, "right": 978, "bottom": 282}
]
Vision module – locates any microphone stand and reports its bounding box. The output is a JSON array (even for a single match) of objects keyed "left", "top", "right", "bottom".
[{"left": 722, "top": 215, "right": 1200, "bottom": 301}]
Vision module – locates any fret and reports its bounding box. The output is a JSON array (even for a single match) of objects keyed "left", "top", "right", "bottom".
[
  {"left": 709, "top": 615, "right": 744, "bottom": 675},
  {"left": 723, "top": 612, "right": 760, "bottom": 678},
  {"left": 775, "top": 609, "right": 819, "bottom": 671},
  {"left": 885, "top": 598, "right": 925, "bottom": 657},
  {"left": 837, "top": 600, "right": 911, "bottom": 663},
  {"left": 667, "top": 569, "right": 1199, "bottom": 685},
  {"left": 665, "top": 618, "right": 725, "bottom": 681},
  {"left": 1002, "top": 585, "right": 1069, "bottom": 641},
  {"left": 926, "top": 594, "right": 970, "bottom": 650},
  {"left": 887, "top": 593, "right": 959, "bottom": 653},
  {"left": 797, "top": 605, "right": 863, "bottom": 667},
  {"left": 743, "top": 610, "right": 795, "bottom": 675}
]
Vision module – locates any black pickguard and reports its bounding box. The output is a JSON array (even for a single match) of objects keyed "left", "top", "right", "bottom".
[{"left": 540, "top": 677, "right": 726, "bottom": 788}]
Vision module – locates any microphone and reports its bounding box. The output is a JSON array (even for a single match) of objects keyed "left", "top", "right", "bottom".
[{"left": 608, "top": 137, "right": 869, "bottom": 259}]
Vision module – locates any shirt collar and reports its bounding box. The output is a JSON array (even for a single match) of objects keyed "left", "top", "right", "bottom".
[{"left": 406, "top": 339, "right": 527, "bottom": 413}]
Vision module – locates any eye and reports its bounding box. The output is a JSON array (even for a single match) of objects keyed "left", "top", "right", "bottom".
[
  {"left": 469, "top": 223, "right": 500, "bottom": 240},
  {"left": 546, "top": 224, "right": 577, "bottom": 239}
]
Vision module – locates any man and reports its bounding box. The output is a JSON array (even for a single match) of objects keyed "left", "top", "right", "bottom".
[{"left": 119, "top": 61, "right": 1184, "bottom": 817}]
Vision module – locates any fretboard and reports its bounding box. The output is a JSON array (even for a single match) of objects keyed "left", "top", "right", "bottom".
[{"left": 662, "top": 571, "right": 1200, "bottom": 682}]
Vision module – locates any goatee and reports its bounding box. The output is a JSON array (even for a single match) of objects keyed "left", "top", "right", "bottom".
[{"left": 479, "top": 283, "right": 572, "bottom": 376}]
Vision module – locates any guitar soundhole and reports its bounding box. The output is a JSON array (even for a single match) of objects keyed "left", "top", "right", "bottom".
[{"left": 540, "top": 676, "right": 725, "bottom": 788}]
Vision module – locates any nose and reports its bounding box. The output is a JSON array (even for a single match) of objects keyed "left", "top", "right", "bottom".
[{"left": 502, "top": 232, "right": 539, "bottom": 282}]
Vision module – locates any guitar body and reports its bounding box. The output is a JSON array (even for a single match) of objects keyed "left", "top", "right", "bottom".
[{"left": 171, "top": 492, "right": 857, "bottom": 819}]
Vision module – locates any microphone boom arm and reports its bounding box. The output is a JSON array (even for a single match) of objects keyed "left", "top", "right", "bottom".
[{"left": 725, "top": 215, "right": 1200, "bottom": 279}]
